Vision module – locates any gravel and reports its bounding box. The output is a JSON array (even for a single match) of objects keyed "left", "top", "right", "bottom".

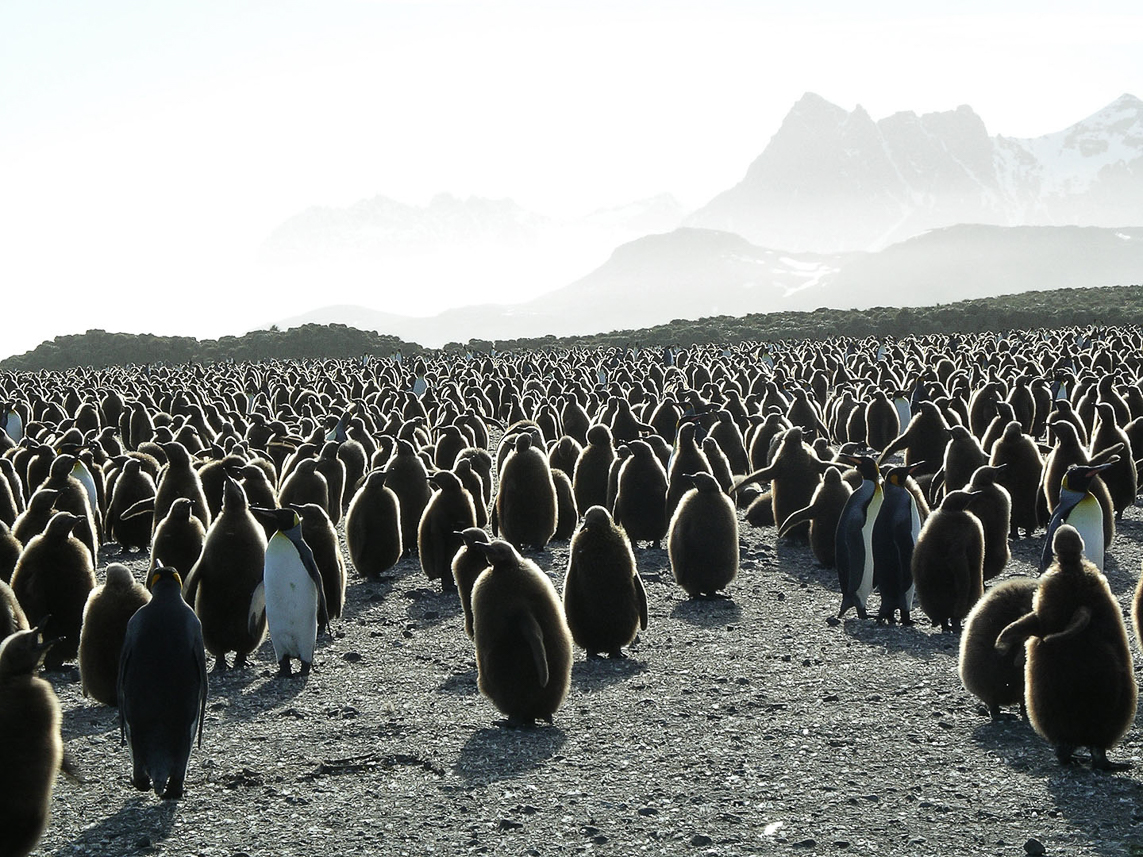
[{"left": 31, "top": 498, "right": 1143, "bottom": 856}]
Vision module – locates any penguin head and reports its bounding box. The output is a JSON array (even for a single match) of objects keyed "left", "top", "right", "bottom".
[
  {"left": 472, "top": 538, "right": 523, "bottom": 569},
  {"left": 1061, "top": 459, "right": 1117, "bottom": 493},
  {"left": 0, "top": 625, "right": 56, "bottom": 679},
  {"left": 686, "top": 472, "right": 723, "bottom": 494},
  {"left": 44, "top": 510, "right": 80, "bottom": 539},
  {"left": 429, "top": 470, "right": 462, "bottom": 493},
  {"left": 968, "top": 464, "right": 1005, "bottom": 488},
  {"left": 148, "top": 565, "right": 184, "bottom": 594},
  {"left": 883, "top": 461, "right": 927, "bottom": 488},
  {"left": 455, "top": 527, "right": 490, "bottom": 549},
  {"left": 839, "top": 454, "right": 880, "bottom": 483},
  {"left": 581, "top": 505, "right": 614, "bottom": 530},
  {"left": 940, "top": 489, "right": 979, "bottom": 513},
  {"left": 251, "top": 506, "right": 303, "bottom": 536},
  {"left": 1050, "top": 523, "right": 1086, "bottom": 566},
  {"left": 104, "top": 563, "right": 138, "bottom": 590}
]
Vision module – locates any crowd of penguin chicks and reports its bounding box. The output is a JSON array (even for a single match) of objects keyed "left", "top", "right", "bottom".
[{"left": 2, "top": 326, "right": 1143, "bottom": 853}]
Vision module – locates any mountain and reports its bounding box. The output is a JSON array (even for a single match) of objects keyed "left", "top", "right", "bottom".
[
  {"left": 686, "top": 93, "right": 1143, "bottom": 253},
  {"left": 272, "top": 224, "right": 1143, "bottom": 346}
]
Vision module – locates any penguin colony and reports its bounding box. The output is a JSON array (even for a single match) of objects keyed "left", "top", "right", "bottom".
[{"left": 6, "top": 325, "right": 1143, "bottom": 855}]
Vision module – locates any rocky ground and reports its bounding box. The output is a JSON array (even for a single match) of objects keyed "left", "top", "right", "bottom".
[{"left": 31, "top": 499, "right": 1143, "bottom": 857}]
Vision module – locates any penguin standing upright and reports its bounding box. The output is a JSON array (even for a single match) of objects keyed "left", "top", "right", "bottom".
[
  {"left": 0, "top": 627, "right": 64, "bottom": 857},
  {"left": 777, "top": 466, "right": 853, "bottom": 569},
  {"left": 344, "top": 469, "right": 402, "bottom": 577},
  {"left": 996, "top": 525, "right": 1137, "bottom": 771},
  {"left": 835, "top": 455, "right": 884, "bottom": 619},
  {"left": 181, "top": 477, "right": 266, "bottom": 671},
  {"left": 667, "top": 472, "right": 739, "bottom": 599},
  {"left": 9, "top": 511, "right": 96, "bottom": 666},
  {"left": 78, "top": 563, "right": 151, "bottom": 707},
  {"left": 1040, "top": 460, "right": 1117, "bottom": 573},
  {"left": 470, "top": 539, "right": 572, "bottom": 727},
  {"left": 452, "top": 527, "right": 491, "bottom": 640},
  {"left": 118, "top": 566, "right": 208, "bottom": 799},
  {"left": 872, "top": 463, "right": 927, "bottom": 625},
  {"left": 250, "top": 507, "right": 328, "bottom": 678},
  {"left": 418, "top": 470, "right": 477, "bottom": 592},
  {"left": 911, "top": 489, "right": 985, "bottom": 632},
  {"left": 563, "top": 505, "right": 648, "bottom": 658},
  {"left": 958, "top": 576, "right": 1038, "bottom": 719}
]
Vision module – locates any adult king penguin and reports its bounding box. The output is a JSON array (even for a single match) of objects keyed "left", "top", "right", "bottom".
[
  {"left": 836, "top": 455, "right": 884, "bottom": 619},
  {"left": 118, "top": 566, "right": 208, "bottom": 799},
  {"left": 250, "top": 507, "right": 329, "bottom": 678},
  {"left": 1040, "top": 460, "right": 1116, "bottom": 573}
]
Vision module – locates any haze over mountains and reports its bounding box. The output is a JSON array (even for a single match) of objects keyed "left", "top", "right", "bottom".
[{"left": 265, "top": 93, "right": 1143, "bottom": 345}]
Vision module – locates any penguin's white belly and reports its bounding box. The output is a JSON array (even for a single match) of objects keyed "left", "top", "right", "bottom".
[
  {"left": 265, "top": 541, "right": 319, "bottom": 661},
  {"left": 1066, "top": 496, "right": 1105, "bottom": 570}
]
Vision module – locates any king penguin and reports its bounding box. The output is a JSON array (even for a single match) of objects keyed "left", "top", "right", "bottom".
[
  {"left": 872, "top": 463, "right": 927, "bottom": 625},
  {"left": 470, "top": 538, "right": 572, "bottom": 727},
  {"left": 0, "top": 627, "right": 65, "bottom": 857},
  {"left": 118, "top": 566, "right": 208, "bottom": 799},
  {"left": 836, "top": 455, "right": 884, "bottom": 619},
  {"left": 1040, "top": 460, "right": 1116, "bottom": 573},
  {"left": 996, "top": 525, "right": 1137, "bottom": 771},
  {"left": 250, "top": 507, "right": 329, "bottom": 678},
  {"left": 78, "top": 563, "right": 151, "bottom": 706}
]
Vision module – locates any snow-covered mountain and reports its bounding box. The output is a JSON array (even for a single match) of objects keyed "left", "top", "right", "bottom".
[
  {"left": 687, "top": 93, "right": 1143, "bottom": 253},
  {"left": 272, "top": 225, "right": 1143, "bottom": 347}
]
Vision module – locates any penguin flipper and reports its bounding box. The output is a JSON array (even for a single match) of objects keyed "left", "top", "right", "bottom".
[
  {"left": 121, "top": 496, "right": 156, "bottom": 522},
  {"left": 248, "top": 581, "right": 266, "bottom": 638},
  {"left": 634, "top": 571, "right": 648, "bottom": 631},
  {"left": 519, "top": 612, "right": 549, "bottom": 688},
  {"left": 1042, "top": 606, "right": 1092, "bottom": 644},
  {"left": 995, "top": 610, "right": 1041, "bottom": 654},
  {"left": 777, "top": 505, "right": 814, "bottom": 539}
]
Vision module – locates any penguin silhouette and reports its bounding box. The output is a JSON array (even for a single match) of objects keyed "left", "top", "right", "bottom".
[
  {"left": 118, "top": 566, "right": 208, "bottom": 799},
  {"left": 0, "top": 627, "right": 67, "bottom": 856},
  {"left": 996, "top": 526, "right": 1137, "bottom": 771},
  {"left": 470, "top": 539, "right": 572, "bottom": 727},
  {"left": 563, "top": 506, "right": 648, "bottom": 658}
]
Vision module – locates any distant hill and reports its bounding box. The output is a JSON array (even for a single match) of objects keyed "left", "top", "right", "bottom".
[
  {"left": 271, "top": 224, "right": 1143, "bottom": 346},
  {"left": 686, "top": 92, "right": 1143, "bottom": 253}
]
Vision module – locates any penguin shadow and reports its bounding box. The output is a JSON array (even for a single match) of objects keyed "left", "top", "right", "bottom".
[
  {"left": 403, "top": 587, "right": 462, "bottom": 627},
  {"left": 1044, "top": 763, "right": 1143, "bottom": 855},
  {"left": 669, "top": 596, "right": 742, "bottom": 628},
  {"left": 439, "top": 666, "right": 479, "bottom": 695},
  {"left": 839, "top": 615, "right": 961, "bottom": 660},
  {"left": 54, "top": 795, "right": 179, "bottom": 856},
  {"left": 453, "top": 724, "right": 567, "bottom": 784},
  {"left": 571, "top": 654, "right": 647, "bottom": 689},
  {"left": 60, "top": 701, "right": 120, "bottom": 739},
  {"left": 967, "top": 713, "right": 1038, "bottom": 770}
]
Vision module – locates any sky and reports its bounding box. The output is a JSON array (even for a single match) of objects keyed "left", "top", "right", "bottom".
[{"left": 2, "top": 0, "right": 1142, "bottom": 360}]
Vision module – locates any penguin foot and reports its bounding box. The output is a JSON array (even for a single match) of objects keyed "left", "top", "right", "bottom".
[
  {"left": 1055, "top": 744, "right": 1077, "bottom": 766},
  {"left": 607, "top": 650, "right": 628, "bottom": 660},
  {"left": 277, "top": 657, "right": 292, "bottom": 678},
  {"left": 161, "top": 778, "right": 184, "bottom": 801},
  {"left": 132, "top": 770, "right": 151, "bottom": 792},
  {"left": 496, "top": 716, "right": 535, "bottom": 730},
  {"left": 233, "top": 652, "right": 248, "bottom": 669},
  {"left": 1090, "top": 748, "right": 1132, "bottom": 772},
  {"left": 211, "top": 656, "right": 229, "bottom": 674},
  {"left": 299, "top": 660, "right": 312, "bottom": 677},
  {"left": 586, "top": 652, "right": 604, "bottom": 661}
]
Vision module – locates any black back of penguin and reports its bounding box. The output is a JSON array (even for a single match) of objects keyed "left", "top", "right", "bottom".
[{"left": 118, "top": 567, "right": 207, "bottom": 799}]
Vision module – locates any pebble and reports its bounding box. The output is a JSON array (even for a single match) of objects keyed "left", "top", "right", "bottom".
[
  {"left": 1024, "top": 838, "right": 1046, "bottom": 855},
  {"left": 690, "top": 834, "right": 713, "bottom": 847}
]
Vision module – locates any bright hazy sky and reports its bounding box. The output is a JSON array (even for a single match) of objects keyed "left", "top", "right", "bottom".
[{"left": 2, "top": 1, "right": 1141, "bottom": 359}]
